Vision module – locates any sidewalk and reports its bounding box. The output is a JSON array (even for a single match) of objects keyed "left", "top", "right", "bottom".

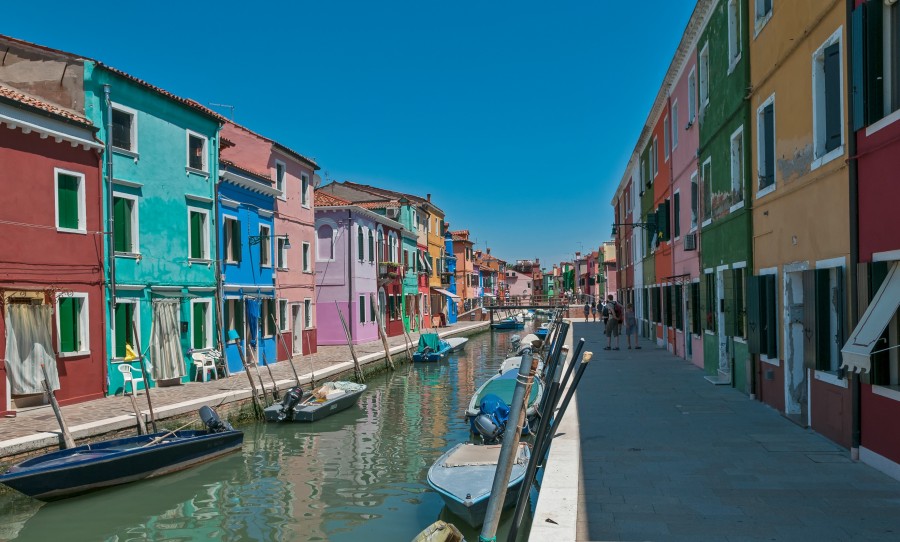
[
  {"left": 540, "top": 320, "right": 900, "bottom": 541},
  {"left": 0, "top": 320, "right": 489, "bottom": 461}
]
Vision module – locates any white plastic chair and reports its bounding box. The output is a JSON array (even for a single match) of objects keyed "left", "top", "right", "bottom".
[
  {"left": 118, "top": 363, "right": 142, "bottom": 395},
  {"left": 192, "top": 352, "right": 219, "bottom": 382}
]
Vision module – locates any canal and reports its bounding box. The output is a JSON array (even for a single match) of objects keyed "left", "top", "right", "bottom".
[{"left": 0, "top": 326, "right": 537, "bottom": 542}]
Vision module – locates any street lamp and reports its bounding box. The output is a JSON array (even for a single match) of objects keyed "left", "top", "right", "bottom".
[
  {"left": 611, "top": 220, "right": 656, "bottom": 237},
  {"left": 248, "top": 234, "right": 290, "bottom": 247}
]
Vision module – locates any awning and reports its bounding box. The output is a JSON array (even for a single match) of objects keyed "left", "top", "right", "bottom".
[
  {"left": 432, "top": 288, "right": 460, "bottom": 300},
  {"left": 483, "top": 292, "right": 496, "bottom": 298},
  {"left": 841, "top": 262, "right": 900, "bottom": 373}
]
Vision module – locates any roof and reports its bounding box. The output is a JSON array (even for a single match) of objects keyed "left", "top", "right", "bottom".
[
  {"left": 451, "top": 233, "right": 472, "bottom": 243},
  {"left": 339, "top": 181, "right": 444, "bottom": 214},
  {"left": 315, "top": 191, "right": 350, "bottom": 207},
  {"left": 0, "top": 84, "right": 93, "bottom": 128},
  {"left": 220, "top": 160, "right": 273, "bottom": 183},
  {"left": 225, "top": 120, "right": 319, "bottom": 170},
  {"left": 356, "top": 201, "right": 398, "bottom": 210}
]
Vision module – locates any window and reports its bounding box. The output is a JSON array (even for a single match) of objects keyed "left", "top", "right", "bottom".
[
  {"left": 730, "top": 126, "right": 745, "bottom": 209},
  {"left": 302, "top": 242, "right": 311, "bottom": 272},
  {"left": 275, "top": 161, "right": 286, "bottom": 196},
  {"left": 673, "top": 191, "right": 681, "bottom": 239},
  {"left": 224, "top": 216, "right": 242, "bottom": 263},
  {"left": 387, "top": 294, "right": 394, "bottom": 322},
  {"left": 664, "top": 115, "right": 670, "bottom": 161},
  {"left": 703, "top": 272, "right": 717, "bottom": 333},
  {"left": 699, "top": 44, "right": 710, "bottom": 107},
  {"left": 641, "top": 157, "right": 649, "bottom": 189},
  {"left": 191, "top": 300, "right": 212, "bottom": 350},
  {"left": 304, "top": 299, "right": 313, "bottom": 329},
  {"left": 358, "top": 226, "right": 365, "bottom": 261},
  {"left": 188, "top": 208, "right": 209, "bottom": 260},
  {"left": 688, "top": 68, "right": 697, "bottom": 123},
  {"left": 262, "top": 299, "right": 276, "bottom": 337},
  {"left": 259, "top": 224, "right": 271, "bottom": 267},
  {"left": 757, "top": 96, "right": 776, "bottom": 194},
  {"left": 278, "top": 299, "right": 289, "bottom": 332},
  {"left": 813, "top": 31, "right": 843, "bottom": 164},
  {"left": 755, "top": 0, "right": 773, "bottom": 32},
  {"left": 728, "top": 0, "right": 742, "bottom": 69},
  {"left": 301, "top": 173, "right": 310, "bottom": 207},
  {"left": 368, "top": 230, "right": 375, "bottom": 263},
  {"left": 734, "top": 268, "right": 746, "bottom": 338},
  {"left": 276, "top": 236, "right": 288, "bottom": 269},
  {"left": 690, "top": 282, "right": 701, "bottom": 335},
  {"left": 113, "top": 300, "right": 138, "bottom": 358},
  {"left": 111, "top": 105, "right": 136, "bottom": 153},
  {"left": 186, "top": 131, "right": 207, "bottom": 172},
  {"left": 651, "top": 136, "right": 659, "bottom": 178},
  {"left": 747, "top": 273, "right": 779, "bottom": 359},
  {"left": 359, "top": 295, "right": 366, "bottom": 323},
  {"left": 671, "top": 102, "right": 679, "bottom": 149},
  {"left": 369, "top": 295, "right": 376, "bottom": 323},
  {"left": 317, "top": 225, "right": 334, "bottom": 260},
  {"left": 857, "top": 1, "right": 900, "bottom": 127},
  {"left": 55, "top": 169, "right": 85, "bottom": 233},
  {"left": 57, "top": 293, "right": 89, "bottom": 355},
  {"left": 701, "top": 159, "right": 712, "bottom": 224},
  {"left": 690, "top": 171, "right": 699, "bottom": 231},
  {"left": 112, "top": 194, "right": 138, "bottom": 254},
  {"left": 225, "top": 299, "right": 245, "bottom": 340}
]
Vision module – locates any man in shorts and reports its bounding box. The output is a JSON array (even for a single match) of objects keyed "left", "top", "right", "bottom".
[{"left": 604, "top": 295, "right": 621, "bottom": 350}]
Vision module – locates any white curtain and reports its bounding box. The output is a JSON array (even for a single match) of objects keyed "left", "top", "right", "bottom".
[
  {"left": 5, "top": 304, "right": 58, "bottom": 393},
  {"left": 150, "top": 300, "right": 185, "bottom": 381}
]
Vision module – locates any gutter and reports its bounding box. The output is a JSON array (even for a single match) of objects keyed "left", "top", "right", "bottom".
[
  {"left": 846, "top": 0, "right": 861, "bottom": 461},
  {"left": 103, "top": 85, "right": 117, "bottom": 326}
]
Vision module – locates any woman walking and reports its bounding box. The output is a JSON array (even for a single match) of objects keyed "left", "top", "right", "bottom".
[{"left": 590, "top": 300, "right": 597, "bottom": 322}]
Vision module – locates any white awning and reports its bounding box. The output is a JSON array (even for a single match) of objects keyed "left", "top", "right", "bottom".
[
  {"left": 841, "top": 262, "right": 900, "bottom": 373},
  {"left": 483, "top": 292, "right": 496, "bottom": 298},
  {"left": 432, "top": 288, "right": 460, "bottom": 300}
]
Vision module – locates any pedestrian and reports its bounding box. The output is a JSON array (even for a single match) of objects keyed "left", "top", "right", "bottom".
[
  {"left": 625, "top": 303, "right": 640, "bottom": 349},
  {"left": 590, "top": 300, "right": 597, "bottom": 322},
  {"left": 583, "top": 301, "right": 590, "bottom": 321},
  {"left": 604, "top": 295, "right": 622, "bottom": 350},
  {"left": 601, "top": 300, "right": 610, "bottom": 326}
]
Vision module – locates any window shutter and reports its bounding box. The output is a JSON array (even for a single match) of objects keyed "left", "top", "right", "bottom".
[
  {"left": 824, "top": 43, "right": 842, "bottom": 153},
  {"left": 657, "top": 200, "right": 670, "bottom": 241},
  {"left": 802, "top": 270, "right": 819, "bottom": 370},
  {"left": 58, "top": 298, "right": 76, "bottom": 352},
  {"left": 747, "top": 275, "right": 762, "bottom": 354},
  {"left": 763, "top": 105, "right": 775, "bottom": 185},
  {"left": 673, "top": 192, "right": 681, "bottom": 238},
  {"left": 359, "top": 295, "right": 365, "bottom": 323},
  {"left": 865, "top": 0, "right": 885, "bottom": 124},
  {"left": 815, "top": 268, "right": 834, "bottom": 371},
  {"left": 115, "top": 303, "right": 127, "bottom": 358},
  {"left": 834, "top": 266, "right": 845, "bottom": 368},
  {"left": 851, "top": 5, "right": 866, "bottom": 131},
  {"left": 691, "top": 282, "right": 701, "bottom": 335},
  {"left": 675, "top": 284, "right": 683, "bottom": 330},
  {"left": 358, "top": 227, "right": 364, "bottom": 260},
  {"left": 194, "top": 303, "right": 206, "bottom": 349},
  {"left": 764, "top": 274, "right": 778, "bottom": 359},
  {"left": 57, "top": 175, "right": 78, "bottom": 229},
  {"left": 723, "top": 269, "right": 735, "bottom": 336},
  {"left": 233, "top": 220, "right": 242, "bottom": 262},
  {"left": 190, "top": 212, "right": 202, "bottom": 259},
  {"left": 700, "top": 274, "right": 708, "bottom": 332}
]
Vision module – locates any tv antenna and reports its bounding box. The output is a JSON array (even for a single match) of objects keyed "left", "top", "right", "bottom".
[{"left": 209, "top": 103, "right": 235, "bottom": 120}]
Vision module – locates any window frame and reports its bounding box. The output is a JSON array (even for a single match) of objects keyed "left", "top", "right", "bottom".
[
  {"left": 304, "top": 298, "right": 313, "bottom": 329},
  {"left": 651, "top": 136, "right": 659, "bottom": 178},
  {"left": 811, "top": 27, "right": 845, "bottom": 171},
  {"left": 274, "top": 160, "right": 286, "bottom": 199},
  {"left": 56, "top": 291, "right": 90, "bottom": 357},
  {"left": 316, "top": 223, "right": 335, "bottom": 262},
  {"left": 190, "top": 298, "right": 213, "bottom": 351},
  {"left": 54, "top": 168, "right": 87, "bottom": 234},
  {"left": 276, "top": 236, "right": 288, "bottom": 269},
  {"left": 729, "top": 125, "right": 745, "bottom": 212},
  {"left": 688, "top": 67, "right": 697, "bottom": 124},
  {"left": 110, "top": 102, "right": 138, "bottom": 156},
  {"left": 727, "top": 0, "right": 743, "bottom": 73},
  {"left": 701, "top": 158, "right": 713, "bottom": 228},
  {"left": 112, "top": 192, "right": 140, "bottom": 255},
  {"left": 756, "top": 94, "right": 777, "bottom": 199},
  {"left": 690, "top": 170, "right": 699, "bottom": 232},
  {"left": 358, "top": 226, "right": 365, "bottom": 261},
  {"left": 301, "top": 173, "right": 310, "bottom": 208},
  {"left": 359, "top": 294, "right": 366, "bottom": 324},
  {"left": 699, "top": 43, "right": 710, "bottom": 109},
  {"left": 278, "top": 298, "right": 289, "bottom": 332},
  {"left": 302, "top": 241, "right": 311, "bottom": 273},
  {"left": 754, "top": 0, "right": 774, "bottom": 37},
  {"left": 185, "top": 130, "right": 209, "bottom": 174},
  {"left": 187, "top": 207, "right": 210, "bottom": 261},
  {"left": 223, "top": 215, "right": 241, "bottom": 264},
  {"left": 663, "top": 114, "right": 671, "bottom": 161},
  {"left": 258, "top": 224, "right": 272, "bottom": 268},
  {"left": 671, "top": 100, "right": 679, "bottom": 150},
  {"left": 112, "top": 298, "right": 140, "bottom": 360}
]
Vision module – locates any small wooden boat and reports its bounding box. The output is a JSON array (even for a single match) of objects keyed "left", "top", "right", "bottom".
[
  {"left": 264, "top": 381, "right": 367, "bottom": 422},
  {"left": 465, "top": 370, "right": 544, "bottom": 423},
  {"left": 413, "top": 333, "right": 453, "bottom": 362},
  {"left": 0, "top": 406, "right": 242, "bottom": 501},
  {"left": 412, "top": 520, "right": 464, "bottom": 542},
  {"left": 445, "top": 337, "right": 469, "bottom": 352},
  {"left": 490, "top": 317, "right": 525, "bottom": 330},
  {"left": 427, "top": 442, "right": 530, "bottom": 528}
]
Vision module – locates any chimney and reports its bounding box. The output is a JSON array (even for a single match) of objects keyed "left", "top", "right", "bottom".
[
  {"left": 426, "top": 193, "right": 431, "bottom": 201},
  {"left": 486, "top": 248, "right": 491, "bottom": 255}
]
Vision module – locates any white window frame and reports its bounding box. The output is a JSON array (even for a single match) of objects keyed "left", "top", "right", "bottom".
[
  {"left": 185, "top": 130, "right": 208, "bottom": 174},
  {"left": 811, "top": 27, "right": 845, "bottom": 171},
  {"left": 54, "top": 168, "right": 87, "bottom": 234},
  {"left": 729, "top": 125, "right": 745, "bottom": 213},
  {"left": 663, "top": 115, "right": 671, "bottom": 161},
  {"left": 652, "top": 136, "right": 659, "bottom": 178},
  {"left": 275, "top": 160, "right": 286, "bottom": 199},
  {"left": 701, "top": 158, "right": 713, "bottom": 228},
  {"left": 756, "top": 93, "right": 777, "bottom": 200},
  {"left": 727, "top": 0, "right": 742, "bottom": 74},
  {"left": 261, "top": 298, "right": 275, "bottom": 338},
  {"left": 56, "top": 291, "right": 90, "bottom": 357},
  {"left": 278, "top": 299, "right": 289, "bottom": 332},
  {"left": 189, "top": 298, "right": 213, "bottom": 351},
  {"left": 301, "top": 173, "right": 310, "bottom": 208},
  {"left": 302, "top": 241, "right": 311, "bottom": 272},
  {"left": 259, "top": 224, "right": 272, "bottom": 268},
  {"left": 276, "top": 236, "right": 288, "bottom": 269},
  {"left": 316, "top": 221, "right": 336, "bottom": 262},
  {"left": 112, "top": 192, "right": 140, "bottom": 255},
  {"left": 671, "top": 101, "right": 679, "bottom": 150},
  {"left": 112, "top": 298, "right": 140, "bottom": 360},
  {"left": 690, "top": 170, "right": 699, "bottom": 232},
  {"left": 223, "top": 215, "right": 240, "bottom": 264},
  {"left": 187, "top": 206, "right": 210, "bottom": 261},
  {"left": 688, "top": 67, "right": 697, "bottom": 124},
  {"left": 754, "top": 0, "right": 774, "bottom": 37},
  {"left": 359, "top": 294, "right": 366, "bottom": 324},
  {"left": 699, "top": 43, "right": 710, "bottom": 109},
  {"left": 304, "top": 298, "right": 313, "bottom": 329},
  {"left": 110, "top": 102, "right": 138, "bottom": 156}
]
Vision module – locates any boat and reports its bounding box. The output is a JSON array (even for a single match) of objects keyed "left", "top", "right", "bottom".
[
  {"left": 490, "top": 317, "right": 525, "bottom": 330},
  {"left": 412, "top": 520, "right": 464, "bottom": 542},
  {"left": 264, "top": 381, "right": 367, "bottom": 422},
  {"left": 413, "top": 333, "right": 453, "bottom": 362},
  {"left": 535, "top": 323, "right": 550, "bottom": 339},
  {"left": 465, "top": 370, "right": 544, "bottom": 424},
  {"left": 427, "top": 442, "right": 530, "bottom": 528},
  {"left": 497, "top": 355, "right": 544, "bottom": 376},
  {"left": 445, "top": 337, "right": 469, "bottom": 352},
  {"left": 0, "top": 406, "right": 242, "bottom": 501}
]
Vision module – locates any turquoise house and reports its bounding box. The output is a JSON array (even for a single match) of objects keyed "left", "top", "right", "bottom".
[{"left": 83, "top": 62, "right": 222, "bottom": 394}]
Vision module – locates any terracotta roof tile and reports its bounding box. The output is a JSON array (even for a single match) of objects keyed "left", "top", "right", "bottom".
[
  {"left": 315, "top": 191, "right": 350, "bottom": 207},
  {"left": 225, "top": 120, "right": 319, "bottom": 170},
  {"left": 0, "top": 85, "right": 93, "bottom": 127},
  {"left": 356, "top": 201, "right": 398, "bottom": 210},
  {"left": 221, "top": 160, "right": 274, "bottom": 183},
  {"left": 100, "top": 65, "right": 227, "bottom": 123}
]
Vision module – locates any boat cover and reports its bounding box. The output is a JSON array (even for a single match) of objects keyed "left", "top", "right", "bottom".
[
  {"left": 475, "top": 371, "right": 540, "bottom": 407},
  {"left": 418, "top": 333, "right": 443, "bottom": 351}
]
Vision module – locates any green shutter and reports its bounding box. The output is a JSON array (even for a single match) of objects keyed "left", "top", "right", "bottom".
[
  {"left": 358, "top": 227, "right": 364, "bottom": 260},
  {"left": 675, "top": 284, "right": 683, "bottom": 331},
  {"left": 673, "top": 192, "right": 681, "bottom": 239},
  {"left": 802, "top": 270, "right": 819, "bottom": 370},
  {"left": 115, "top": 303, "right": 134, "bottom": 358},
  {"left": 113, "top": 197, "right": 132, "bottom": 253},
  {"left": 657, "top": 200, "right": 670, "bottom": 242},
  {"left": 268, "top": 299, "right": 276, "bottom": 335},
  {"left": 764, "top": 274, "right": 778, "bottom": 359},
  {"left": 747, "top": 276, "right": 762, "bottom": 354},
  {"left": 815, "top": 269, "right": 834, "bottom": 371},
  {"left": 190, "top": 212, "right": 203, "bottom": 259},
  {"left": 57, "top": 174, "right": 79, "bottom": 229},
  {"left": 58, "top": 297, "right": 76, "bottom": 352},
  {"left": 865, "top": 0, "right": 885, "bottom": 125},
  {"left": 851, "top": 5, "right": 866, "bottom": 131},
  {"left": 193, "top": 302, "right": 206, "bottom": 349},
  {"left": 723, "top": 269, "right": 735, "bottom": 336}
]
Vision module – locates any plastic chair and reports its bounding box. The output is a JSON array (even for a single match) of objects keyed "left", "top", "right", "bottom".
[
  {"left": 118, "top": 363, "right": 142, "bottom": 395},
  {"left": 192, "top": 352, "right": 219, "bottom": 382}
]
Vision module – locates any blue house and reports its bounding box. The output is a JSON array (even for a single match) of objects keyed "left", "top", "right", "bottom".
[
  {"left": 218, "top": 159, "right": 280, "bottom": 373},
  {"left": 444, "top": 229, "right": 458, "bottom": 324}
]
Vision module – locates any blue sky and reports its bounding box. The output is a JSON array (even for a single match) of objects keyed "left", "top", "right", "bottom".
[{"left": 4, "top": 1, "right": 694, "bottom": 268}]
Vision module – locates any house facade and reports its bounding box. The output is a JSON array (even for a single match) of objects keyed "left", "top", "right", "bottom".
[{"left": 452, "top": 231, "right": 477, "bottom": 312}]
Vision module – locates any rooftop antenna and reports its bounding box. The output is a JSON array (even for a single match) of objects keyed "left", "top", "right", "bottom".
[{"left": 208, "top": 103, "right": 235, "bottom": 120}]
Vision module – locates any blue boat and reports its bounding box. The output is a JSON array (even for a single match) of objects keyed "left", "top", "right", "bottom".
[
  {"left": 535, "top": 324, "right": 550, "bottom": 339},
  {"left": 490, "top": 317, "right": 525, "bottom": 330},
  {"left": 413, "top": 332, "right": 453, "bottom": 362},
  {"left": 0, "top": 407, "right": 243, "bottom": 501}
]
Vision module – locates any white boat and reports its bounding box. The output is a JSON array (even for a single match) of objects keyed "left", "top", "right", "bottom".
[
  {"left": 465, "top": 370, "right": 544, "bottom": 421},
  {"left": 498, "top": 355, "right": 544, "bottom": 376},
  {"left": 427, "top": 442, "right": 530, "bottom": 528},
  {"left": 445, "top": 337, "right": 469, "bottom": 352}
]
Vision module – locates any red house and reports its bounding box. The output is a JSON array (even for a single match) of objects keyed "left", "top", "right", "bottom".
[{"left": 0, "top": 86, "right": 105, "bottom": 416}]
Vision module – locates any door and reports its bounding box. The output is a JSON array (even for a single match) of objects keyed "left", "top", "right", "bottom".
[
  {"left": 292, "top": 304, "right": 302, "bottom": 355},
  {"left": 784, "top": 269, "right": 808, "bottom": 426},
  {"left": 717, "top": 269, "right": 730, "bottom": 379}
]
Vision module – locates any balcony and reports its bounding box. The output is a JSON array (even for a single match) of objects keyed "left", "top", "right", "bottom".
[
  {"left": 440, "top": 271, "right": 453, "bottom": 287},
  {"left": 378, "top": 262, "right": 403, "bottom": 280}
]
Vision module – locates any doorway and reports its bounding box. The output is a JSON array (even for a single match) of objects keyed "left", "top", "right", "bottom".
[
  {"left": 717, "top": 268, "right": 730, "bottom": 379},
  {"left": 292, "top": 304, "right": 302, "bottom": 355},
  {"left": 784, "top": 266, "right": 808, "bottom": 426}
]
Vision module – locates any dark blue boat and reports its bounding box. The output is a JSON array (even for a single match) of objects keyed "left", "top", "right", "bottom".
[{"left": 0, "top": 406, "right": 243, "bottom": 501}]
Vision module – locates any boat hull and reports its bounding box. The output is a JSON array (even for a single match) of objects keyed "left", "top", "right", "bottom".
[
  {"left": 490, "top": 321, "right": 525, "bottom": 330},
  {"left": 263, "top": 385, "right": 366, "bottom": 422},
  {"left": 412, "top": 345, "right": 452, "bottom": 362},
  {"left": 0, "top": 430, "right": 243, "bottom": 501}
]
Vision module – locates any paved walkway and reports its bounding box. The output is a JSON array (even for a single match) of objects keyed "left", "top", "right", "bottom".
[
  {"left": 565, "top": 321, "right": 900, "bottom": 541},
  {"left": 0, "top": 320, "right": 489, "bottom": 460}
]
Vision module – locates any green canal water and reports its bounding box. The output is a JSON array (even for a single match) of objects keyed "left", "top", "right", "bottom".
[{"left": 0, "top": 327, "right": 538, "bottom": 542}]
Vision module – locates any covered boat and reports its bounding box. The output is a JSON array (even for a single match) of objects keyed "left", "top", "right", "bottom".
[
  {"left": 445, "top": 337, "right": 469, "bottom": 352},
  {"left": 413, "top": 333, "right": 453, "bottom": 362},
  {"left": 0, "top": 406, "right": 242, "bottom": 501},
  {"left": 264, "top": 381, "right": 367, "bottom": 422},
  {"left": 465, "top": 370, "right": 544, "bottom": 425},
  {"left": 427, "top": 442, "right": 530, "bottom": 528},
  {"left": 490, "top": 317, "right": 525, "bottom": 330}
]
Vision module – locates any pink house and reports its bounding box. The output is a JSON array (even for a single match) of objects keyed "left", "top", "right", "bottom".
[{"left": 219, "top": 121, "right": 319, "bottom": 357}]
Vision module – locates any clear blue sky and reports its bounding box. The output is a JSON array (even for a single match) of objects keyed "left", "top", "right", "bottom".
[{"left": 4, "top": 1, "right": 694, "bottom": 268}]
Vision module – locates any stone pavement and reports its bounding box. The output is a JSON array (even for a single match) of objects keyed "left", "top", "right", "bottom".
[
  {"left": 0, "top": 320, "right": 489, "bottom": 460},
  {"left": 564, "top": 321, "right": 900, "bottom": 541}
]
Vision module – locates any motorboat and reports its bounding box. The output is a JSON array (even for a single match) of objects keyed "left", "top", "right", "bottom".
[{"left": 264, "top": 381, "right": 367, "bottom": 422}]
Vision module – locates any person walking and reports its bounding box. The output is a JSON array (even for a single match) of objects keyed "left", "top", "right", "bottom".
[
  {"left": 583, "top": 301, "right": 590, "bottom": 321},
  {"left": 625, "top": 303, "right": 640, "bottom": 349},
  {"left": 601, "top": 300, "right": 610, "bottom": 326},
  {"left": 604, "top": 295, "right": 622, "bottom": 350},
  {"left": 590, "top": 300, "right": 597, "bottom": 322}
]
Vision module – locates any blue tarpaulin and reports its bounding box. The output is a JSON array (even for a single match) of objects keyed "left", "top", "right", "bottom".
[{"left": 246, "top": 299, "right": 260, "bottom": 347}]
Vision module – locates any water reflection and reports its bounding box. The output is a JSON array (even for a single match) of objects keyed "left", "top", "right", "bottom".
[{"left": 0, "top": 327, "right": 535, "bottom": 542}]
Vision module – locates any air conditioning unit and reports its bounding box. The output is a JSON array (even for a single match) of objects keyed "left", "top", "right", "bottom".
[
  {"left": 684, "top": 233, "right": 697, "bottom": 251},
  {"left": 386, "top": 207, "right": 400, "bottom": 219}
]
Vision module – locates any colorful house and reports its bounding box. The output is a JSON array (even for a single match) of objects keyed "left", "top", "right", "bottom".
[
  {"left": 451, "top": 230, "right": 477, "bottom": 312},
  {"left": 442, "top": 227, "right": 459, "bottom": 324},
  {"left": 0, "top": 84, "right": 106, "bottom": 415}
]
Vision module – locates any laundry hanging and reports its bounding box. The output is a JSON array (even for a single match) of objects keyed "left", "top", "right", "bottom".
[
  {"left": 246, "top": 298, "right": 260, "bottom": 348},
  {"left": 4, "top": 303, "right": 58, "bottom": 394},
  {"left": 150, "top": 299, "right": 185, "bottom": 381}
]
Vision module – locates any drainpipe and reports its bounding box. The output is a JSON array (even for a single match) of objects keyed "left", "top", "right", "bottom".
[
  {"left": 347, "top": 210, "right": 354, "bottom": 342},
  {"left": 846, "top": 0, "right": 861, "bottom": 462},
  {"left": 215, "top": 171, "right": 226, "bottom": 354},
  {"left": 103, "top": 85, "right": 117, "bottom": 321}
]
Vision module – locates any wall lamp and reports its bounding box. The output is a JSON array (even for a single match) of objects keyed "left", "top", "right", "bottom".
[
  {"left": 611, "top": 222, "right": 655, "bottom": 237},
  {"left": 248, "top": 234, "right": 290, "bottom": 247}
]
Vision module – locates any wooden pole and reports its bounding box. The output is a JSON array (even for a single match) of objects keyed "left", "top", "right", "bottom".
[
  {"left": 40, "top": 364, "right": 75, "bottom": 449},
  {"left": 248, "top": 345, "right": 272, "bottom": 406},
  {"left": 130, "top": 316, "right": 158, "bottom": 433},
  {"left": 261, "top": 350, "right": 281, "bottom": 400},
  {"left": 270, "top": 313, "right": 301, "bottom": 387},
  {"left": 128, "top": 394, "right": 148, "bottom": 435},
  {"left": 371, "top": 293, "right": 395, "bottom": 371},
  {"left": 335, "top": 301, "right": 364, "bottom": 382},
  {"left": 233, "top": 339, "right": 263, "bottom": 419}
]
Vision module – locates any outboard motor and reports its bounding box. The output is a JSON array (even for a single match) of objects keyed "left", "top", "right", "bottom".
[
  {"left": 276, "top": 386, "right": 305, "bottom": 421},
  {"left": 199, "top": 406, "right": 234, "bottom": 433},
  {"left": 471, "top": 394, "right": 510, "bottom": 444}
]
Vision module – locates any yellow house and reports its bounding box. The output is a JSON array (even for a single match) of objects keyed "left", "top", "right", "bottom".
[
  {"left": 421, "top": 195, "right": 448, "bottom": 324},
  {"left": 747, "top": 0, "right": 850, "bottom": 447}
]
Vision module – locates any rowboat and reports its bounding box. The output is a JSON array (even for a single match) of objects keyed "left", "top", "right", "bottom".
[
  {"left": 465, "top": 370, "right": 544, "bottom": 425},
  {"left": 0, "top": 406, "right": 242, "bottom": 501},
  {"left": 412, "top": 520, "right": 464, "bottom": 542},
  {"left": 427, "top": 442, "right": 530, "bottom": 528},
  {"left": 445, "top": 337, "right": 469, "bottom": 352},
  {"left": 490, "top": 317, "right": 524, "bottom": 330},
  {"left": 264, "top": 381, "right": 367, "bottom": 422},
  {"left": 413, "top": 333, "right": 453, "bottom": 362}
]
